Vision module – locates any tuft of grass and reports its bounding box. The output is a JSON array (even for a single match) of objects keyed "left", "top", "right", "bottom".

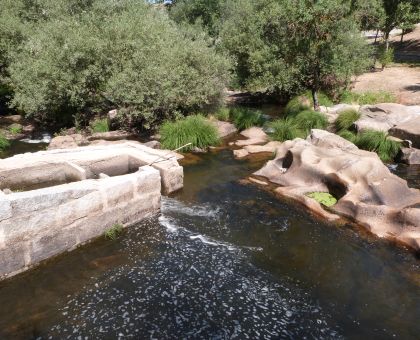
[
  {"left": 230, "top": 107, "right": 265, "bottom": 130},
  {"left": 160, "top": 114, "right": 220, "bottom": 152},
  {"left": 0, "top": 133, "right": 10, "bottom": 151},
  {"left": 214, "top": 107, "right": 230, "bottom": 122},
  {"left": 105, "top": 223, "right": 123, "bottom": 240},
  {"left": 338, "top": 129, "right": 358, "bottom": 143},
  {"left": 307, "top": 192, "right": 337, "bottom": 207},
  {"left": 91, "top": 118, "right": 109, "bottom": 133},
  {"left": 285, "top": 90, "right": 333, "bottom": 116},
  {"left": 294, "top": 110, "right": 329, "bottom": 132},
  {"left": 267, "top": 118, "right": 304, "bottom": 142},
  {"left": 340, "top": 90, "right": 396, "bottom": 105},
  {"left": 9, "top": 125, "right": 22, "bottom": 135},
  {"left": 335, "top": 109, "right": 361, "bottom": 131},
  {"left": 355, "top": 129, "right": 401, "bottom": 162}
]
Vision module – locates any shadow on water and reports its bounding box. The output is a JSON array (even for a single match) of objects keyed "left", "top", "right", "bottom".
[{"left": 0, "top": 149, "right": 418, "bottom": 339}]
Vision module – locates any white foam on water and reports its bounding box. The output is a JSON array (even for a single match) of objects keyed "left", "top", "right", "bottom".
[
  {"left": 162, "top": 197, "right": 220, "bottom": 219},
  {"left": 189, "top": 234, "right": 237, "bottom": 251},
  {"left": 158, "top": 215, "right": 179, "bottom": 233}
]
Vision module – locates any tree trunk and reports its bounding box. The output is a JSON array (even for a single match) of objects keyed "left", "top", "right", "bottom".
[
  {"left": 384, "top": 31, "right": 390, "bottom": 51},
  {"left": 312, "top": 88, "right": 319, "bottom": 111},
  {"left": 400, "top": 29, "right": 405, "bottom": 43},
  {"left": 374, "top": 29, "right": 379, "bottom": 44}
]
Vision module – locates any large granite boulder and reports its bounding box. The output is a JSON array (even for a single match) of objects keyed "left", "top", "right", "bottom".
[
  {"left": 389, "top": 117, "right": 420, "bottom": 149},
  {"left": 355, "top": 103, "right": 420, "bottom": 132},
  {"left": 253, "top": 129, "right": 420, "bottom": 250},
  {"left": 211, "top": 119, "right": 237, "bottom": 138},
  {"left": 399, "top": 147, "right": 420, "bottom": 165},
  {"left": 48, "top": 134, "right": 87, "bottom": 150},
  {"left": 235, "top": 127, "right": 268, "bottom": 146}
]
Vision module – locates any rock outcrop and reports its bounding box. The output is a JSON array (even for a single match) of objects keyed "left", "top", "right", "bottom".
[
  {"left": 252, "top": 129, "right": 420, "bottom": 251},
  {"left": 212, "top": 120, "right": 237, "bottom": 138},
  {"left": 234, "top": 127, "right": 268, "bottom": 147}
]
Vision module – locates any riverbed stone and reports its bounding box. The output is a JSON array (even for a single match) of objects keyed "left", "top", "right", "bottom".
[
  {"left": 211, "top": 119, "right": 237, "bottom": 138},
  {"left": 252, "top": 129, "right": 420, "bottom": 251},
  {"left": 235, "top": 127, "right": 268, "bottom": 146},
  {"left": 48, "top": 134, "right": 87, "bottom": 150},
  {"left": 389, "top": 116, "right": 420, "bottom": 149},
  {"left": 87, "top": 131, "right": 136, "bottom": 141},
  {"left": 399, "top": 147, "right": 420, "bottom": 165}
]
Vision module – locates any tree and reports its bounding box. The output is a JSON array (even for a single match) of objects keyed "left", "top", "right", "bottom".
[
  {"left": 220, "top": 0, "right": 371, "bottom": 109},
  {"left": 396, "top": 2, "right": 419, "bottom": 43},
  {"left": 7, "top": 0, "right": 230, "bottom": 128}
]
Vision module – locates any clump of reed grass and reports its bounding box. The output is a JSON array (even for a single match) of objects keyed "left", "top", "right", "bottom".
[
  {"left": 214, "top": 107, "right": 230, "bottom": 121},
  {"left": 0, "top": 133, "right": 10, "bottom": 151},
  {"left": 294, "top": 110, "right": 329, "bottom": 132},
  {"left": 230, "top": 107, "right": 265, "bottom": 130},
  {"left": 159, "top": 114, "right": 220, "bottom": 152},
  {"left": 105, "top": 223, "right": 123, "bottom": 240},
  {"left": 284, "top": 90, "right": 333, "bottom": 116},
  {"left": 267, "top": 118, "right": 304, "bottom": 142},
  {"left": 340, "top": 90, "right": 396, "bottom": 105},
  {"left": 334, "top": 109, "right": 361, "bottom": 131},
  {"left": 355, "top": 129, "right": 400, "bottom": 162},
  {"left": 90, "top": 118, "right": 109, "bottom": 133}
]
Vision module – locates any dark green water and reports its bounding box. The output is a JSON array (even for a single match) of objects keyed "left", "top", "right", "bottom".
[{"left": 0, "top": 148, "right": 419, "bottom": 339}]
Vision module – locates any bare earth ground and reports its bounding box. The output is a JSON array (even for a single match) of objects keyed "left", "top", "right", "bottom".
[
  {"left": 352, "top": 66, "right": 420, "bottom": 105},
  {"left": 353, "top": 24, "right": 420, "bottom": 105}
]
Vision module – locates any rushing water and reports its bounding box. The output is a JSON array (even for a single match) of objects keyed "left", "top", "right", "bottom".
[{"left": 0, "top": 148, "right": 419, "bottom": 339}]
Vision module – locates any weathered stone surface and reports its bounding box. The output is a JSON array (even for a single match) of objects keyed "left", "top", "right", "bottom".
[
  {"left": 389, "top": 117, "right": 420, "bottom": 149},
  {"left": 211, "top": 119, "right": 238, "bottom": 138},
  {"left": 235, "top": 127, "right": 268, "bottom": 146},
  {"left": 0, "top": 142, "right": 183, "bottom": 194},
  {"left": 143, "top": 140, "right": 161, "bottom": 149},
  {"left": 253, "top": 129, "right": 420, "bottom": 250},
  {"left": 399, "top": 147, "right": 420, "bottom": 165},
  {"left": 87, "top": 131, "right": 136, "bottom": 141},
  {"left": 233, "top": 141, "right": 281, "bottom": 159},
  {"left": 0, "top": 166, "right": 162, "bottom": 280},
  {"left": 0, "top": 115, "right": 22, "bottom": 124},
  {"left": 320, "top": 104, "right": 360, "bottom": 123},
  {"left": 355, "top": 103, "right": 420, "bottom": 132},
  {"left": 48, "top": 134, "right": 87, "bottom": 150}
]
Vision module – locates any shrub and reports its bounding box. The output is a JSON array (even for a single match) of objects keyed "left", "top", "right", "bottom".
[
  {"left": 285, "top": 91, "right": 333, "bottom": 116},
  {"left": 9, "top": 125, "right": 22, "bottom": 134},
  {"left": 268, "top": 118, "right": 304, "bottom": 142},
  {"left": 214, "top": 107, "right": 230, "bottom": 121},
  {"left": 294, "top": 110, "right": 328, "bottom": 132},
  {"left": 355, "top": 129, "right": 400, "bottom": 162},
  {"left": 378, "top": 45, "right": 394, "bottom": 69},
  {"left": 335, "top": 109, "right": 361, "bottom": 131},
  {"left": 340, "top": 90, "right": 396, "bottom": 105},
  {"left": 307, "top": 192, "right": 337, "bottom": 207},
  {"left": 230, "top": 107, "right": 264, "bottom": 130},
  {"left": 105, "top": 224, "right": 123, "bottom": 240},
  {"left": 90, "top": 118, "right": 109, "bottom": 133},
  {"left": 8, "top": 0, "right": 230, "bottom": 129},
  {"left": 160, "top": 114, "right": 220, "bottom": 152},
  {"left": 0, "top": 133, "right": 10, "bottom": 151}
]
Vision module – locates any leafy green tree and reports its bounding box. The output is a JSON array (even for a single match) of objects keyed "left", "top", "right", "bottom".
[
  {"left": 396, "top": 2, "right": 419, "bottom": 42},
  {"left": 7, "top": 0, "right": 230, "bottom": 129},
  {"left": 220, "top": 0, "right": 370, "bottom": 110}
]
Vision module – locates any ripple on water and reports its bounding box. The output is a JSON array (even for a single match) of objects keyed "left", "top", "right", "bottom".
[{"left": 47, "top": 211, "right": 341, "bottom": 339}]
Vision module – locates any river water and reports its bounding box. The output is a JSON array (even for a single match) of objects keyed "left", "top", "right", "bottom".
[{"left": 0, "top": 146, "right": 419, "bottom": 339}]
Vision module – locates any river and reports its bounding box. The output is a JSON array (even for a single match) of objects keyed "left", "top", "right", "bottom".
[{"left": 0, "top": 145, "right": 419, "bottom": 339}]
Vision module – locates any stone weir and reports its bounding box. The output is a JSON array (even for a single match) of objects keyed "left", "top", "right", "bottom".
[{"left": 0, "top": 142, "right": 184, "bottom": 280}]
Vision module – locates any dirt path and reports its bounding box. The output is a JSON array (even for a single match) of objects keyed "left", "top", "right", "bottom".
[{"left": 352, "top": 66, "right": 420, "bottom": 105}]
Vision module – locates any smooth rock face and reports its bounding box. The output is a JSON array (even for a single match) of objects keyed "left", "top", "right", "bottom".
[
  {"left": 389, "top": 117, "right": 420, "bottom": 149},
  {"left": 233, "top": 141, "right": 281, "bottom": 159},
  {"left": 399, "top": 147, "right": 420, "bottom": 165},
  {"left": 87, "top": 131, "right": 136, "bottom": 141},
  {"left": 355, "top": 103, "right": 420, "bottom": 132},
  {"left": 253, "top": 129, "right": 420, "bottom": 250},
  {"left": 48, "top": 134, "right": 87, "bottom": 150},
  {"left": 235, "top": 127, "right": 268, "bottom": 146},
  {"left": 0, "top": 166, "right": 161, "bottom": 279},
  {"left": 211, "top": 119, "right": 237, "bottom": 138}
]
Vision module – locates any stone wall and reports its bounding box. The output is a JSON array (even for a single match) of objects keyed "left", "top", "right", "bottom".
[{"left": 0, "top": 166, "right": 161, "bottom": 280}]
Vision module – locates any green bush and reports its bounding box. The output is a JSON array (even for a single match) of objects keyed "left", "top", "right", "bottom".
[
  {"left": 214, "top": 107, "right": 230, "bottom": 121},
  {"left": 340, "top": 90, "right": 396, "bottom": 105},
  {"left": 284, "top": 91, "right": 333, "bottom": 116},
  {"left": 294, "top": 110, "right": 329, "bottom": 132},
  {"left": 335, "top": 109, "right": 361, "bottom": 131},
  {"left": 0, "top": 133, "right": 10, "bottom": 151},
  {"left": 378, "top": 45, "right": 394, "bottom": 69},
  {"left": 160, "top": 115, "right": 220, "bottom": 152},
  {"left": 9, "top": 125, "right": 22, "bottom": 134},
  {"left": 355, "top": 129, "right": 400, "bottom": 162},
  {"left": 268, "top": 118, "right": 304, "bottom": 142},
  {"left": 7, "top": 0, "right": 230, "bottom": 129},
  {"left": 230, "top": 107, "right": 264, "bottom": 130},
  {"left": 90, "top": 118, "right": 109, "bottom": 133}
]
